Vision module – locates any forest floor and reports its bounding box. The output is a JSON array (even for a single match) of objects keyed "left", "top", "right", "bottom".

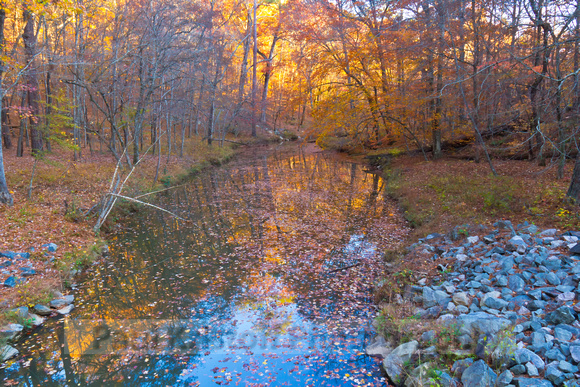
[
  {"left": 0, "top": 136, "right": 253, "bottom": 322},
  {"left": 385, "top": 154, "right": 578, "bottom": 238}
]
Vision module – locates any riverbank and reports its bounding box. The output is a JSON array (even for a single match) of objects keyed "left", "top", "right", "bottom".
[
  {"left": 370, "top": 221, "right": 580, "bottom": 386},
  {"left": 0, "top": 136, "right": 245, "bottom": 334}
]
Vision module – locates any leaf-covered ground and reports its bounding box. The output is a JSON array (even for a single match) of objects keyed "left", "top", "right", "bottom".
[{"left": 385, "top": 154, "right": 578, "bottom": 238}]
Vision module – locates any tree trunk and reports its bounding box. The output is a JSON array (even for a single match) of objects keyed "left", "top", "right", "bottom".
[
  {"left": 22, "top": 9, "right": 43, "bottom": 154},
  {"left": 238, "top": 12, "right": 250, "bottom": 105},
  {"left": 528, "top": 3, "right": 550, "bottom": 164},
  {"left": 251, "top": 0, "right": 257, "bottom": 137},
  {"left": 260, "top": 33, "right": 280, "bottom": 123},
  {"left": 0, "top": 5, "right": 12, "bottom": 205},
  {"left": 574, "top": 0, "right": 580, "bottom": 111},
  {"left": 1, "top": 96, "right": 10, "bottom": 149},
  {"left": 567, "top": 156, "right": 580, "bottom": 202}
]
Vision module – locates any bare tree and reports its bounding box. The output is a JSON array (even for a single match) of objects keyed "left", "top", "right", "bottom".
[{"left": 0, "top": 3, "right": 12, "bottom": 205}]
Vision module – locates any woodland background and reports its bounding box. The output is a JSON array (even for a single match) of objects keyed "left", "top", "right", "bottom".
[{"left": 0, "top": 0, "right": 579, "bottom": 203}]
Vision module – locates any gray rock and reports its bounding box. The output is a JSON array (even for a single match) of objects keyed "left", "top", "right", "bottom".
[
  {"left": 0, "top": 323, "right": 23, "bottom": 341},
  {"left": 421, "top": 330, "right": 436, "bottom": 343},
  {"left": 546, "top": 306, "right": 576, "bottom": 325},
  {"left": 557, "top": 292, "right": 576, "bottom": 302},
  {"left": 496, "top": 275, "right": 508, "bottom": 287},
  {"left": 461, "top": 359, "right": 497, "bottom": 387},
  {"left": 56, "top": 304, "right": 74, "bottom": 315},
  {"left": 432, "top": 371, "right": 454, "bottom": 387},
  {"left": 530, "top": 331, "right": 546, "bottom": 347},
  {"left": 33, "top": 304, "right": 52, "bottom": 316},
  {"left": 482, "top": 291, "right": 502, "bottom": 306},
  {"left": 383, "top": 354, "right": 404, "bottom": 386},
  {"left": 522, "top": 224, "right": 539, "bottom": 234},
  {"left": 453, "top": 292, "right": 471, "bottom": 307},
  {"left": 495, "top": 370, "right": 513, "bottom": 387},
  {"left": 540, "top": 229, "right": 558, "bottom": 237},
  {"left": 510, "top": 365, "right": 526, "bottom": 375},
  {"left": 457, "top": 305, "right": 469, "bottom": 313},
  {"left": 513, "top": 378, "right": 554, "bottom": 387},
  {"left": 390, "top": 340, "right": 418, "bottom": 363},
  {"left": 49, "top": 299, "right": 68, "bottom": 309},
  {"left": 19, "top": 267, "right": 36, "bottom": 277},
  {"left": 545, "top": 348, "right": 566, "bottom": 361},
  {"left": 3, "top": 276, "right": 17, "bottom": 288},
  {"left": 418, "top": 346, "right": 438, "bottom": 361},
  {"left": 423, "top": 287, "right": 436, "bottom": 308},
  {"left": 508, "top": 275, "right": 525, "bottom": 292},
  {"left": 554, "top": 327, "right": 573, "bottom": 341},
  {"left": 467, "top": 236, "right": 480, "bottom": 244},
  {"left": 558, "top": 360, "right": 576, "bottom": 373},
  {"left": 515, "top": 348, "right": 545, "bottom": 370},
  {"left": 555, "top": 324, "right": 580, "bottom": 336},
  {"left": 404, "top": 362, "right": 432, "bottom": 387},
  {"left": 42, "top": 242, "right": 58, "bottom": 252},
  {"left": 525, "top": 361, "right": 539, "bottom": 376},
  {"left": 546, "top": 272, "right": 561, "bottom": 285},
  {"left": 456, "top": 312, "right": 512, "bottom": 346},
  {"left": 485, "top": 297, "right": 509, "bottom": 310},
  {"left": 483, "top": 235, "right": 496, "bottom": 244},
  {"left": 28, "top": 313, "right": 45, "bottom": 327},
  {"left": 552, "top": 240, "right": 566, "bottom": 249},
  {"left": 468, "top": 281, "right": 482, "bottom": 289},
  {"left": 547, "top": 257, "right": 563, "bottom": 270},
  {"left": 500, "top": 256, "right": 515, "bottom": 272},
  {"left": 13, "top": 306, "right": 29, "bottom": 319},
  {"left": 555, "top": 285, "right": 574, "bottom": 293},
  {"left": 0, "top": 345, "right": 18, "bottom": 362},
  {"left": 488, "top": 334, "right": 517, "bottom": 368},
  {"left": 452, "top": 358, "right": 474, "bottom": 379},
  {"left": 495, "top": 220, "right": 514, "bottom": 229},
  {"left": 545, "top": 365, "right": 564, "bottom": 385},
  {"left": 529, "top": 289, "right": 542, "bottom": 300},
  {"left": 570, "top": 345, "right": 580, "bottom": 362},
  {"left": 443, "top": 284, "right": 456, "bottom": 294},
  {"left": 527, "top": 300, "right": 546, "bottom": 312},
  {"left": 366, "top": 336, "right": 393, "bottom": 358},
  {"left": 507, "top": 236, "right": 527, "bottom": 253}
]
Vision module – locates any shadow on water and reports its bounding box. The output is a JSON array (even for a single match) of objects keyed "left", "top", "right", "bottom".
[{"left": 1, "top": 144, "right": 409, "bottom": 386}]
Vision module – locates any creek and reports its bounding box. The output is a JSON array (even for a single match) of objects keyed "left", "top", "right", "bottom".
[{"left": 1, "top": 144, "right": 409, "bottom": 386}]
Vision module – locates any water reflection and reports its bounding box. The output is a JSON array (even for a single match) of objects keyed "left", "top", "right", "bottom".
[{"left": 1, "top": 145, "right": 409, "bottom": 386}]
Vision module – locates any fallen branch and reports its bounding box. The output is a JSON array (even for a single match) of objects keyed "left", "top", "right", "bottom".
[{"left": 108, "top": 193, "right": 188, "bottom": 222}]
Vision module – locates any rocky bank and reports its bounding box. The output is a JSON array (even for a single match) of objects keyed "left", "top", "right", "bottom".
[
  {"left": 369, "top": 220, "right": 580, "bottom": 387},
  {"left": 0, "top": 242, "right": 108, "bottom": 364}
]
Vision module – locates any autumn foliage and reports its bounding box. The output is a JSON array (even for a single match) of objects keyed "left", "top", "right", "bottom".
[{"left": 0, "top": 0, "right": 579, "bottom": 195}]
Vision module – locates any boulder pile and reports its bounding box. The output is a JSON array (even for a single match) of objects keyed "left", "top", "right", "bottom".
[{"left": 370, "top": 221, "right": 580, "bottom": 387}]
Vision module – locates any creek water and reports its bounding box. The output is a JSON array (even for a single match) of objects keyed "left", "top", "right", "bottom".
[{"left": 1, "top": 144, "right": 408, "bottom": 386}]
